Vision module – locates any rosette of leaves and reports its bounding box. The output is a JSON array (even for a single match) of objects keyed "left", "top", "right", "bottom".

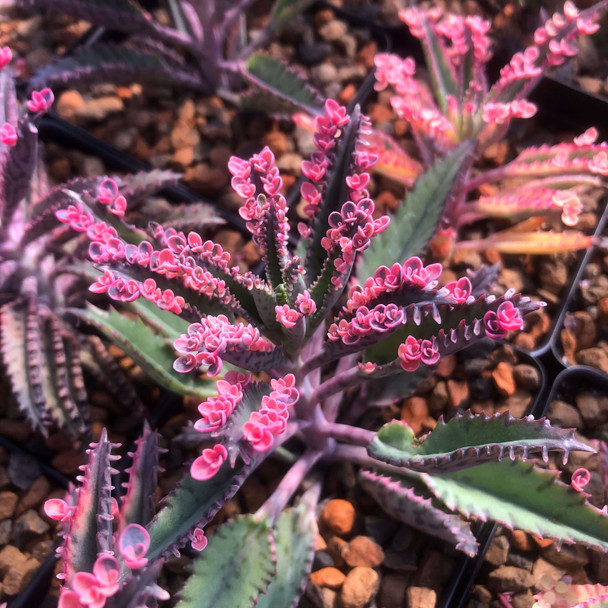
[
  {"left": 0, "top": 55, "right": 218, "bottom": 439},
  {"left": 24, "top": 0, "right": 324, "bottom": 115},
  {"left": 368, "top": 1, "right": 608, "bottom": 256},
  {"left": 52, "top": 99, "right": 608, "bottom": 607}
]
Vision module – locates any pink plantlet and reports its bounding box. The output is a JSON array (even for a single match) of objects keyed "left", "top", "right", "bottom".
[
  {"left": 0, "top": 123, "right": 17, "bottom": 146},
  {"left": 72, "top": 572, "right": 107, "bottom": 608},
  {"left": 275, "top": 304, "right": 300, "bottom": 329},
  {"left": 93, "top": 555, "right": 120, "bottom": 596},
  {"left": 574, "top": 127, "right": 598, "bottom": 146},
  {"left": 190, "top": 444, "right": 228, "bottom": 480},
  {"left": 191, "top": 528, "right": 208, "bottom": 551},
  {"left": 571, "top": 468, "right": 591, "bottom": 493},
  {"left": 26, "top": 88, "right": 54, "bottom": 113},
  {"left": 118, "top": 524, "right": 150, "bottom": 569},
  {"left": 58, "top": 589, "right": 87, "bottom": 608},
  {"left": 44, "top": 498, "right": 74, "bottom": 522},
  {"left": 398, "top": 336, "right": 423, "bottom": 372},
  {"left": 0, "top": 46, "right": 12, "bottom": 70}
]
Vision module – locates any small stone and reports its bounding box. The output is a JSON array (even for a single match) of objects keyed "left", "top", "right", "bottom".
[
  {"left": 12, "top": 509, "right": 50, "bottom": 547},
  {"left": 74, "top": 96, "right": 124, "bottom": 121},
  {"left": 499, "top": 390, "right": 532, "bottom": 418},
  {"left": 306, "top": 580, "right": 337, "bottom": 608},
  {"left": 30, "top": 539, "right": 53, "bottom": 562},
  {"left": 17, "top": 476, "right": 50, "bottom": 515},
  {"left": 472, "top": 585, "right": 492, "bottom": 603},
  {"left": 512, "top": 364, "right": 541, "bottom": 391},
  {"left": 485, "top": 535, "right": 509, "bottom": 567},
  {"left": 320, "top": 500, "right": 355, "bottom": 537},
  {"left": 380, "top": 574, "right": 408, "bottom": 608},
  {"left": 3, "top": 557, "right": 39, "bottom": 595},
  {"left": 447, "top": 380, "right": 469, "bottom": 408},
  {"left": 512, "top": 590, "right": 535, "bottom": 608},
  {"left": 171, "top": 147, "right": 195, "bottom": 168},
  {"left": 184, "top": 163, "right": 230, "bottom": 196},
  {"left": 576, "top": 347, "right": 608, "bottom": 375},
  {"left": 542, "top": 542, "right": 589, "bottom": 569},
  {"left": 7, "top": 453, "right": 40, "bottom": 490},
  {"left": 0, "top": 545, "right": 26, "bottom": 576},
  {"left": 492, "top": 362, "right": 516, "bottom": 397},
  {"left": 318, "top": 20, "right": 348, "bottom": 41},
  {"left": 406, "top": 586, "right": 437, "bottom": 608},
  {"left": 342, "top": 536, "right": 384, "bottom": 568},
  {"left": 509, "top": 530, "right": 533, "bottom": 553},
  {"left": 576, "top": 392, "right": 608, "bottom": 426},
  {"left": 310, "top": 567, "right": 346, "bottom": 590},
  {"left": 339, "top": 567, "right": 380, "bottom": 608},
  {"left": 170, "top": 121, "right": 200, "bottom": 149},
  {"left": 311, "top": 62, "right": 338, "bottom": 85},
  {"left": 0, "top": 492, "right": 18, "bottom": 519},
  {"left": 532, "top": 557, "right": 565, "bottom": 590},
  {"left": 573, "top": 311, "right": 597, "bottom": 350},
  {"left": 548, "top": 400, "right": 583, "bottom": 429},
  {"left": 416, "top": 551, "right": 453, "bottom": 589},
  {"left": 56, "top": 90, "right": 85, "bottom": 120},
  {"left": 0, "top": 420, "right": 32, "bottom": 443},
  {"left": 488, "top": 566, "right": 534, "bottom": 593},
  {"left": 51, "top": 450, "right": 84, "bottom": 475},
  {"left": 326, "top": 536, "right": 347, "bottom": 568},
  {"left": 578, "top": 75, "right": 602, "bottom": 95}
]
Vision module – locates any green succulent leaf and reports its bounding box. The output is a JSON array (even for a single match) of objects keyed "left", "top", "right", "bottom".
[
  {"left": 75, "top": 305, "right": 215, "bottom": 400},
  {"left": 423, "top": 460, "right": 608, "bottom": 552},
  {"left": 357, "top": 141, "right": 473, "bottom": 282},
  {"left": 368, "top": 412, "right": 594, "bottom": 473},
  {"left": 360, "top": 469, "right": 478, "bottom": 556},
  {"left": 147, "top": 456, "right": 261, "bottom": 561},
  {"left": 257, "top": 496, "right": 317, "bottom": 608},
  {"left": 242, "top": 53, "right": 324, "bottom": 116},
  {"left": 178, "top": 515, "right": 276, "bottom": 608}
]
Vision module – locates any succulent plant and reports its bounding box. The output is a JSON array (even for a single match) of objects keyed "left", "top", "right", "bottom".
[
  {"left": 360, "top": 1, "right": 608, "bottom": 257},
  {"left": 0, "top": 50, "right": 219, "bottom": 439},
  {"left": 49, "top": 98, "right": 608, "bottom": 607}
]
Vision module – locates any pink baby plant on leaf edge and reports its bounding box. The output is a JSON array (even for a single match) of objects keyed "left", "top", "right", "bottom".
[{"left": 54, "top": 98, "right": 608, "bottom": 608}]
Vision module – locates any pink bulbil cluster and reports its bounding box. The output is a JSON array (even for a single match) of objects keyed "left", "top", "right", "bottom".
[
  {"left": 398, "top": 336, "right": 441, "bottom": 372},
  {"left": 298, "top": 99, "right": 378, "bottom": 239},
  {"left": 321, "top": 199, "right": 389, "bottom": 280},
  {"left": 0, "top": 123, "right": 16, "bottom": 146},
  {"left": 482, "top": 100, "right": 537, "bottom": 125},
  {"left": 482, "top": 301, "right": 524, "bottom": 339},
  {"left": 194, "top": 376, "right": 248, "bottom": 433},
  {"left": 57, "top": 555, "right": 120, "bottom": 608},
  {"left": 229, "top": 146, "right": 290, "bottom": 257},
  {"left": 328, "top": 303, "right": 404, "bottom": 345},
  {"left": 191, "top": 443, "right": 228, "bottom": 481},
  {"left": 242, "top": 374, "right": 298, "bottom": 452},
  {"left": 344, "top": 257, "right": 442, "bottom": 314},
  {"left": 26, "top": 87, "right": 54, "bottom": 113},
  {"left": 173, "top": 314, "right": 274, "bottom": 377},
  {"left": 96, "top": 178, "right": 127, "bottom": 217}
]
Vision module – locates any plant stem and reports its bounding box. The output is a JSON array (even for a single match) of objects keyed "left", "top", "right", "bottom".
[
  {"left": 332, "top": 444, "right": 421, "bottom": 481},
  {"left": 310, "top": 367, "right": 364, "bottom": 405},
  {"left": 256, "top": 449, "right": 323, "bottom": 524},
  {"left": 320, "top": 422, "right": 375, "bottom": 446},
  {"left": 323, "top": 353, "right": 359, "bottom": 423}
]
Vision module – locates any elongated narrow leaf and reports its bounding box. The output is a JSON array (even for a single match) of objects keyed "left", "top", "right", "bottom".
[
  {"left": 178, "top": 515, "right": 276, "bottom": 608},
  {"left": 118, "top": 422, "right": 161, "bottom": 531},
  {"left": 24, "top": 0, "right": 154, "bottom": 33},
  {"left": 423, "top": 460, "right": 608, "bottom": 552},
  {"left": 30, "top": 44, "right": 203, "bottom": 92},
  {"left": 65, "top": 430, "right": 117, "bottom": 579},
  {"left": 368, "top": 413, "right": 594, "bottom": 473},
  {"left": 457, "top": 229, "right": 594, "bottom": 255},
  {"left": 242, "top": 53, "right": 324, "bottom": 116},
  {"left": 357, "top": 141, "right": 473, "bottom": 282},
  {"left": 367, "top": 129, "right": 423, "bottom": 186},
  {"left": 257, "top": 496, "right": 317, "bottom": 608},
  {"left": 360, "top": 469, "right": 478, "bottom": 556},
  {"left": 147, "top": 455, "right": 261, "bottom": 561},
  {"left": 76, "top": 305, "right": 216, "bottom": 400}
]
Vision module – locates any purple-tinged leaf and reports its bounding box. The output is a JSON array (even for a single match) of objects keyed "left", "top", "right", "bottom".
[
  {"left": 368, "top": 412, "right": 594, "bottom": 474},
  {"left": 118, "top": 421, "right": 163, "bottom": 531},
  {"left": 64, "top": 429, "right": 119, "bottom": 579},
  {"left": 360, "top": 469, "right": 478, "bottom": 556}
]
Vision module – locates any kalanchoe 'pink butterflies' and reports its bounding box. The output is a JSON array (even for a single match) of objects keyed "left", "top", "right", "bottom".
[
  {"left": 0, "top": 46, "right": 12, "bottom": 70},
  {"left": 191, "top": 528, "right": 208, "bottom": 551},
  {"left": 44, "top": 498, "right": 73, "bottom": 521},
  {"left": 118, "top": 524, "right": 150, "bottom": 569},
  {"left": 27, "top": 88, "right": 54, "bottom": 113},
  {"left": 0, "top": 123, "right": 17, "bottom": 146},
  {"left": 190, "top": 443, "right": 228, "bottom": 480},
  {"left": 571, "top": 468, "right": 591, "bottom": 493}
]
